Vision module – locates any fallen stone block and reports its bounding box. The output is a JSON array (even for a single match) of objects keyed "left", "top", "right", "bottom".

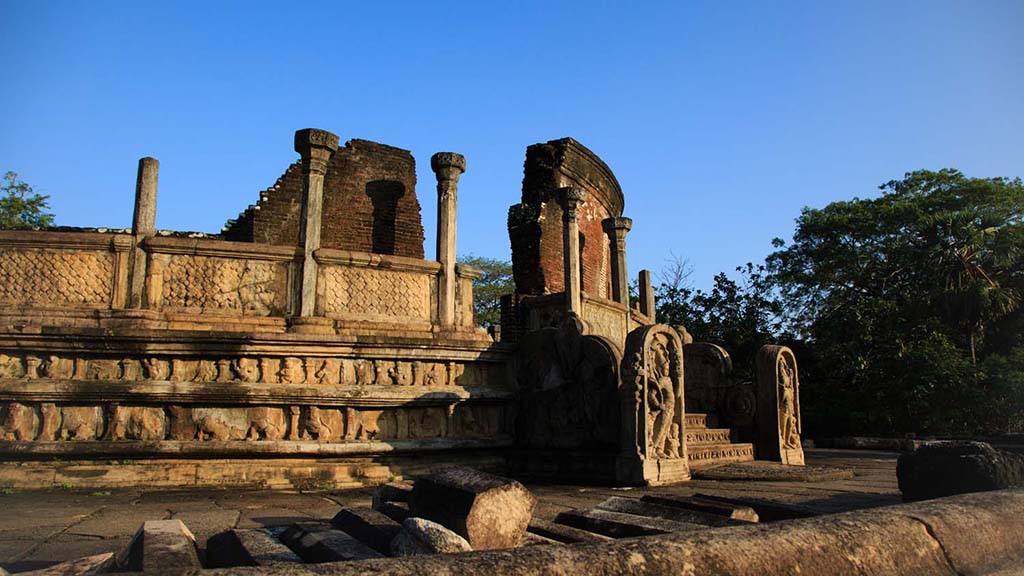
[
  {"left": 527, "top": 518, "right": 612, "bottom": 543},
  {"left": 520, "top": 531, "right": 562, "bottom": 546},
  {"left": 554, "top": 508, "right": 705, "bottom": 538},
  {"left": 898, "top": 441, "right": 1024, "bottom": 502},
  {"left": 390, "top": 517, "right": 473, "bottom": 556},
  {"left": 279, "top": 523, "right": 383, "bottom": 563},
  {"left": 206, "top": 528, "right": 303, "bottom": 568},
  {"left": 408, "top": 466, "right": 536, "bottom": 550},
  {"left": 375, "top": 501, "right": 411, "bottom": 523},
  {"left": 331, "top": 507, "right": 402, "bottom": 555},
  {"left": 372, "top": 482, "right": 413, "bottom": 510},
  {"left": 595, "top": 496, "right": 742, "bottom": 527},
  {"left": 693, "top": 493, "right": 818, "bottom": 521},
  {"left": 640, "top": 494, "right": 759, "bottom": 522},
  {"left": 16, "top": 552, "right": 114, "bottom": 575},
  {"left": 116, "top": 519, "right": 201, "bottom": 574}
]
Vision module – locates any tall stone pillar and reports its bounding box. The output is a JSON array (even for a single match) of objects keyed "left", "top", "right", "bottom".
[
  {"left": 129, "top": 157, "right": 159, "bottom": 309},
  {"left": 294, "top": 128, "right": 339, "bottom": 318},
  {"left": 638, "top": 269, "right": 655, "bottom": 319},
  {"left": 431, "top": 152, "right": 466, "bottom": 328},
  {"left": 602, "top": 216, "right": 632, "bottom": 305},
  {"left": 558, "top": 186, "right": 586, "bottom": 314}
]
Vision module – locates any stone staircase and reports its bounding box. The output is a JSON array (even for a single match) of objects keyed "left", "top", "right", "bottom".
[{"left": 685, "top": 413, "right": 755, "bottom": 469}]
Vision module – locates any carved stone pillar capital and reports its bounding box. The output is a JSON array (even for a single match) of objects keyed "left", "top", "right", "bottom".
[
  {"left": 294, "top": 129, "right": 340, "bottom": 174},
  {"left": 431, "top": 152, "right": 467, "bottom": 183},
  {"left": 557, "top": 186, "right": 587, "bottom": 220},
  {"left": 602, "top": 216, "right": 633, "bottom": 239}
]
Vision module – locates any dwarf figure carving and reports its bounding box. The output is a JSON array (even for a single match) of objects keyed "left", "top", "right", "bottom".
[
  {"left": 142, "top": 358, "right": 170, "bottom": 380},
  {"left": 42, "top": 355, "right": 74, "bottom": 379},
  {"left": 279, "top": 357, "right": 305, "bottom": 384},
  {"left": 233, "top": 358, "right": 260, "bottom": 383}
]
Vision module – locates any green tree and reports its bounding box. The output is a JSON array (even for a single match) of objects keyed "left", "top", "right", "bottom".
[
  {"left": 1, "top": 171, "right": 55, "bottom": 229},
  {"left": 768, "top": 169, "right": 1024, "bottom": 436},
  {"left": 457, "top": 255, "right": 514, "bottom": 328}
]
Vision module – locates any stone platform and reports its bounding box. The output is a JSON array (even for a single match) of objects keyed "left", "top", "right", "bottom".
[{"left": 0, "top": 449, "right": 898, "bottom": 572}]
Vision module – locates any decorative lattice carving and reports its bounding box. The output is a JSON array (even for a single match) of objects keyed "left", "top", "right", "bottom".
[
  {"left": 162, "top": 255, "right": 286, "bottom": 315},
  {"left": 0, "top": 249, "right": 112, "bottom": 306},
  {"left": 320, "top": 265, "right": 430, "bottom": 320}
]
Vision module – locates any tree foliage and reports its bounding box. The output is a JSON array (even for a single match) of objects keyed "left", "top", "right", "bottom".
[
  {"left": 1, "top": 171, "right": 54, "bottom": 229},
  {"left": 458, "top": 255, "right": 514, "bottom": 328},
  {"left": 657, "top": 169, "right": 1024, "bottom": 437}
]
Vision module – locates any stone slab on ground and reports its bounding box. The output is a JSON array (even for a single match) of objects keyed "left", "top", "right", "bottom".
[
  {"left": 595, "top": 496, "right": 742, "bottom": 527},
  {"left": 15, "top": 552, "right": 113, "bottom": 576},
  {"left": 554, "top": 508, "right": 705, "bottom": 538},
  {"left": 408, "top": 467, "right": 536, "bottom": 550},
  {"left": 639, "top": 494, "right": 759, "bottom": 522},
  {"left": 693, "top": 493, "right": 820, "bottom": 521},
  {"left": 390, "top": 518, "right": 472, "bottom": 556},
  {"left": 206, "top": 529, "right": 303, "bottom": 568},
  {"left": 371, "top": 483, "right": 412, "bottom": 510},
  {"left": 330, "top": 507, "right": 402, "bottom": 555},
  {"left": 692, "top": 461, "right": 854, "bottom": 482},
  {"left": 527, "top": 519, "right": 612, "bottom": 544},
  {"left": 279, "top": 523, "right": 383, "bottom": 563},
  {"left": 116, "top": 519, "right": 201, "bottom": 574},
  {"left": 520, "top": 531, "right": 561, "bottom": 546},
  {"left": 897, "top": 441, "right": 1024, "bottom": 502}
]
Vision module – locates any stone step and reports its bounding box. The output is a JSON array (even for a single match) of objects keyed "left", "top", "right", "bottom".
[
  {"left": 687, "top": 442, "right": 755, "bottom": 468},
  {"left": 554, "top": 508, "right": 706, "bottom": 538},
  {"left": 594, "top": 496, "right": 744, "bottom": 527},
  {"left": 685, "top": 427, "right": 734, "bottom": 445},
  {"left": 685, "top": 413, "right": 708, "bottom": 429}
]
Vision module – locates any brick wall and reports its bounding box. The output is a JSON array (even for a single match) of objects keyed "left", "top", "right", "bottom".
[
  {"left": 224, "top": 139, "right": 425, "bottom": 259},
  {"left": 509, "top": 138, "right": 623, "bottom": 297}
]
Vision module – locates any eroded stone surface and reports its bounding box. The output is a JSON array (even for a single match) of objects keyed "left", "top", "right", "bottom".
[
  {"left": 116, "top": 519, "right": 200, "bottom": 574},
  {"left": 898, "top": 441, "right": 1024, "bottom": 502},
  {"left": 390, "top": 518, "right": 472, "bottom": 556},
  {"left": 330, "top": 507, "right": 401, "bottom": 555}
]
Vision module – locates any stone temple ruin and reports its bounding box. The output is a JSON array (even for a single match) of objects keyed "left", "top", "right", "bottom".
[{"left": 0, "top": 128, "right": 804, "bottom": 489}]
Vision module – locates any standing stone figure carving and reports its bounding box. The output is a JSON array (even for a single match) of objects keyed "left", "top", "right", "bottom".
[
  {"left": 617, "top": 324, "right": 689, "bottom": 485},
  {"left": 756, "top": 345, "right": 804, "bottom": 465}
]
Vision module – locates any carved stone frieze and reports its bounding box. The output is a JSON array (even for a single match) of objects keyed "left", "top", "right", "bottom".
[
  {"left": 0, "top": 400, "right": 505, "bottom": 447},
  {"left": 0, "top": 352, "right": 470, "bottom": 387},
  {"left": 756, "top": 345, "right": 804, "bottom": 465}
]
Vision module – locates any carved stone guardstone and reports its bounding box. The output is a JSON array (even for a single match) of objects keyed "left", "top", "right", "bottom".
[
  {"left": 756, "top": 345, "right": 804, "bottom": 465},
  {"left": 617, "top": 324, "right": 689, "bottom": 485}
]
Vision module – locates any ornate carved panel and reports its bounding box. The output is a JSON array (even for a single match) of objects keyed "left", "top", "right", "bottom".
[
  {"left": 617, "top": 324, "right": 690, "bottom": 485},
  {"left": 756, "top": 345, "right": 804, "bottom": 465},
  {"left": 319, "top": 265, "right": 430, "bottom": 321},
  {"left": 0, "top": 248, "right": 112, "bottom": 306},
  {"left": 161, "top": 255, "right": 288, "bottom": 316}
]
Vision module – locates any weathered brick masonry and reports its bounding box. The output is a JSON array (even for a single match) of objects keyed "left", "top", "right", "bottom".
[{"left": 224, "top": 139, "right": 425, "bottom": 259}]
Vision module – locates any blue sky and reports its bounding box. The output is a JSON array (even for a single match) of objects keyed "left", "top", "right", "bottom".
[{"left": 1, "top": 1, "right": 1021, "bottom": 291}]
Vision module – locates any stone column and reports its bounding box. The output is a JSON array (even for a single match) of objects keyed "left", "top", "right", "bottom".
[
  {"left": 558, "top": 186, "right": 586, "bottom": 314},
  {"left": 602, "top": 216, "right": 632, "bottom": 305},
  {"left": 638, "top": 269, "right": 655, "bottom": 319},
  {"left": 129, "top": 157, "right": 159, "bottom": 309},
  {"left": 431, "top": 152, "right": 466, "bottom": 328},
  {"left": 294, "top": 128, "right": 339, "bottom": 317}
]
